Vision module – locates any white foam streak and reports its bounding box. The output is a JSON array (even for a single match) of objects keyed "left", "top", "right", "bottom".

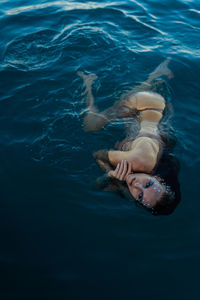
[
  {"left": 189, "top": 8, "right": 200, "bottom": 14},
  {"left": 121, "top": 10, "right": 166, "bottom": 36},
  {"left": 5, "top": 1, "right": 121, "bottom": 16}
]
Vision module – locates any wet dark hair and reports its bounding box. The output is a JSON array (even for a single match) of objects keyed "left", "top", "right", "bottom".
[
  {"left": 94, "top": 124, "right": 181, "bottom": 216},
  {"left": 151, "top": 182, "right": 181, "bottom": 215},
  {"left": 110, "top": 152, "right": 181, "bottom": 216},
  {"left": 115, "top": 178, "right": 180, "bottom": 216},
  {"left": 150, "top": 152, "right": 181, "bottom": 215},
  {"left": 95, "top": 156, "right": 181, "bottom": 216}
]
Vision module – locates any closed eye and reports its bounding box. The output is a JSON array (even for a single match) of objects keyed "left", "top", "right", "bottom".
[
  {"left": 145, "top": 181, "right": 154, "bottom": 188},
  {"left": 137, "top": 192, "right": 143, "bottom": 202}
]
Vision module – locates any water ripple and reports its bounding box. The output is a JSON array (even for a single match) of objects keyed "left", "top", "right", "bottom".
[
  {"left": 4, "top": 1, "right": 123, "bottom": 15},
  {"left": 0, "top": 0, "right": 200, "bottom": 289},
  {"left": 120, "top": 9, "right": 166, "bottom": 36},
  {"left": 3, "top": 29, "right": 61, "bottom": 70}
]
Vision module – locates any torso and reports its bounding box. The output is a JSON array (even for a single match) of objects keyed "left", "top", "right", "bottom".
[
  {"left": 117, "top": 118, "right": 164, "bottom": 173},
  {"left": 109, "top": 92, "right": 166, "bottom": 173},
  {"left": 120, "top": 136, "right": 161, "bottom": 172}
]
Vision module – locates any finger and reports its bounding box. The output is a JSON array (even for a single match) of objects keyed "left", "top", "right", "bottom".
[
  {"left": 114, "top": 161, "right": 124, "bottom": 179},
  {"left": 123, "top": 161, "right": 132, "bottom": 180},
  {"left": 116, "top": 160, "right": 124, "bottom": 178},
  {"left": 127, "top": 161, "right": 132, "bottom": 176},
  {"left": 116, "top": 160, "right": 125, "bottom": 180},
  {"left": 113, "top": 163, "right": 120, "bottom": 178},
  {"left": 115, "top": 163, "right": 120, "bottom": 173},
  {"left": 108, "top": 170, "right": 114, "bottom": 177},
  {"left": 108, "top": 167, "right": 119, "bottom": 178},
  {"left": 120, "top": 160, "right": 128, "bottom": 180}
]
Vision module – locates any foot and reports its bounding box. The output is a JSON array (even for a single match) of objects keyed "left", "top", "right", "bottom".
[
  {"left": 150, "top": 58, "right": 174, "bottom": 80},
  {"left": 78, "top": 71, "right": 98, "bottom": 114},
  {"left": 77, "top": 71, "right": 97, "bottom": 86}
]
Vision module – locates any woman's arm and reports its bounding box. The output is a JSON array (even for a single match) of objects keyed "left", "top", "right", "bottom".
[{"left": 93, "top": 147, "right": 151, "bottom": 174}]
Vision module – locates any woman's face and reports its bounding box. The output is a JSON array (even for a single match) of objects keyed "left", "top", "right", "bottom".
[{"left": 125, "top": 173, "right": 166, "bottom": 208}]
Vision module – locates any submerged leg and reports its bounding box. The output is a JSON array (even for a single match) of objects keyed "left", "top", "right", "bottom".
[
  {"left": 78, "top": 72, "right": 137, "bottom": 132},
  {"left": 121, "top": 58, "right": 174, "bottom": 100},
  {"left": 78, "top": 71, "right": 110, "bottom": 131},
  {"left": 147, "top": 58, "right": 174, "bottom": 83},
  {"left": 147, "top": 58, "right": 174, "bottom": 114},
  {"left": 78, "top": 59, "right": 173, "bottom": 132},
  {"left": 77, "top": 71, "right": 97, "bottom": 111}
]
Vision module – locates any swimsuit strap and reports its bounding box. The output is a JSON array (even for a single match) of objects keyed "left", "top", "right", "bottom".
[{"left": 139, "top": 108, "right": 163, "bottom": 113}]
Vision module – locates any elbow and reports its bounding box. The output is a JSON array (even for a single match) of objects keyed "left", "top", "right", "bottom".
[{"left": 93, "top": 149, "right": 108, "bottom": 161}]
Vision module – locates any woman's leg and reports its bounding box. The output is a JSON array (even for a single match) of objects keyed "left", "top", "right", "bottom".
[
  {"left": 78, "top": 59, "right": 173, "bottom": 132},
  {"left": 121, "top": 58, "right": 174, "bottom": 100},
  {"left": 78, "top": 71, "right": 108, "bottom": 131},
  {"left": 78, "top": 72, "right": 137, "bottom": 132},
  {"left": 77, "top": 71, "right": 97, "bottom": 112},
  {"left": 146, "top": 58, "right": 174, "bottom": 83}
]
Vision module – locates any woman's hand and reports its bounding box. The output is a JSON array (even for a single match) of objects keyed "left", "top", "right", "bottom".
[{"left": 108, "top": 160, "right": 132, "bottom": 181}]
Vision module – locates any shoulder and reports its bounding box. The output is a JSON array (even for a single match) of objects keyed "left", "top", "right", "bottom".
[
  {"left": 132, "top": 136, "right": 160, "bottom": 153},
  {"left": 131, "top": 154, "right": 157, "bottom": 174},
  {"left": 130, "top": 137, "right": 160, "bottom": 172}
]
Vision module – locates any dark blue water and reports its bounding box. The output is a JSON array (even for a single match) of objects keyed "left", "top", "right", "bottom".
[{"left": 0, "top": 0, "right": 200, "bottom": 299}]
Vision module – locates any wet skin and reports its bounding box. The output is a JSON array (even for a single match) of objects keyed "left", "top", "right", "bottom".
[
  {"left": 126, "top": 173, "right": 166, "bottom": 208},
  {"left": 78, "top": 60, "right": 174, "bottom": 209},
  {"left": 108, "top": 160, "right": 166, "bottom": 208}
]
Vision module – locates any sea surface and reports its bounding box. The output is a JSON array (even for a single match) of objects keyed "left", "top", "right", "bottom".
[{"left": 0, "top": 0, "right": 200, "bottom": 299}]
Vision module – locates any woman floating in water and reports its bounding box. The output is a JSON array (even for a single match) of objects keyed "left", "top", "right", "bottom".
[{"left": 78, "top": 59, "right": 181, "bottom": 215}]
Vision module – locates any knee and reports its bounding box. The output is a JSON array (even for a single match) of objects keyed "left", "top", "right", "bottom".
[{"left": 83, "top": 113, "right": 107, "bottom": 132}]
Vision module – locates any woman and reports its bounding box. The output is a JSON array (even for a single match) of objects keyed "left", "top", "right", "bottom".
[{"left": 78, "top": 59, "right": 181, "bottom": 215}]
